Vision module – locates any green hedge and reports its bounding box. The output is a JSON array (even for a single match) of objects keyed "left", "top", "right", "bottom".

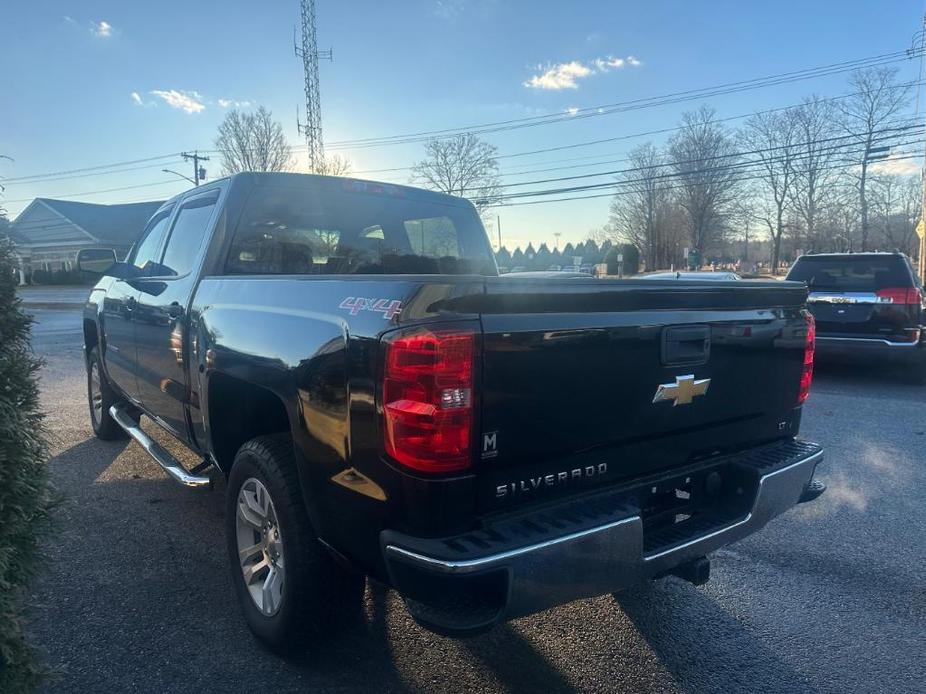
[
  {"left": 29, "top": 269, "right": 91, "bottom": 286},
  {"left": 0, "top": 235, "right": 55, "bottom": 692}
]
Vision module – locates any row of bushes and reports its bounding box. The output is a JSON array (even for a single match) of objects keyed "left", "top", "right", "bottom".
[
  {"left": 0, "top": 236, "right": 55, "bottom": 691},
  {"left": 27, "top": 269, "right": 91, "bottom": 286}
]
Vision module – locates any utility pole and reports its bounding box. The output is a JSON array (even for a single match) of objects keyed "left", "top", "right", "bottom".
[
  {"left": 920, "top": 15, "right": 926, "bottom": 282},
  {"left": 496, "top": 215, "right": 502, "bottom": 251},
  {"left": 181, "top": 151, "right": 209, "bottom": 186},
  {"left": 295, "top": 0, "right": 332, "bottom": 173}
]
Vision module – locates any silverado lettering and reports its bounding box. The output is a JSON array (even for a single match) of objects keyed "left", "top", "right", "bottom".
[{"left": 496, "top": 463, "right": 610, "bottom": 499}]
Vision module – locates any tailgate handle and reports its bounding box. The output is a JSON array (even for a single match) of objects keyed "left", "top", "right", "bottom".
[{"left": 662, "top": 325, "right": 710, "bottom": 366}]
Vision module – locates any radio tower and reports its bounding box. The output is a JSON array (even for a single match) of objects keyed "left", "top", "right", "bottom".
[{"left": 295, "top": 0, "right": 331, "bottom": 173}]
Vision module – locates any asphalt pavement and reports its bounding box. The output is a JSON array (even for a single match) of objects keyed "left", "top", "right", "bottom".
[{"left": 24, "top": 307, "right": 926, "bottom": 693}]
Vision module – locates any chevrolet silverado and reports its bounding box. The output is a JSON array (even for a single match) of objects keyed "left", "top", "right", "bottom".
[{"left": 79, "top": 172, "right": 824, "bottom": 651}]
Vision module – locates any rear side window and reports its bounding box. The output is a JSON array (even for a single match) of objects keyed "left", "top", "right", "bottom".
[
  {"left": 224, "top": 185, "right": 495, "bottom": 275},
  {"left": 160, "top": 193, "right": 219, "bottom": 277},
  {"left": 787, "top": 256, "right": 912, "bottom": 291}
]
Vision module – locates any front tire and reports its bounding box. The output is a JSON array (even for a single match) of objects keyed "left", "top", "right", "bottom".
[
  {"left": 226, "top": 434, "right": 364, "bottom": 653},
  {"left": 86, "top": 345, "right": 127, "bottom": 440}
]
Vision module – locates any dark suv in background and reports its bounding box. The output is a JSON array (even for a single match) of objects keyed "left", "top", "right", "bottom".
[{"left": 786, "top": 252, "right": 926, "bottom": 379}]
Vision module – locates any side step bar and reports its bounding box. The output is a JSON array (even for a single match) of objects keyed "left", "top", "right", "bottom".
[{"left": 109, "top": 405, "right": 211, "bottom": 488}]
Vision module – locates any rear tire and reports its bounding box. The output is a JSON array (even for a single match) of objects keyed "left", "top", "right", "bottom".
[
  {"left": 86, "top": 345, "right": 128, "bottom": 440},
  {"left": 226, "top": 434, "right": 365, "bottom": 653}
]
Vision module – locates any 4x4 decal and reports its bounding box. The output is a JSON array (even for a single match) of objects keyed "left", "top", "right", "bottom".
[{"left": 338, "top": 297, "right": 403, "bottom": 320}]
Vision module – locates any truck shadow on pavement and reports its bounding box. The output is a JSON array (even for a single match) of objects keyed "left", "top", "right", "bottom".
[
  {"left": 614, "top": 581, "right": 816, "bottom": 694},
  {"left": 34, "top": 436, "right": 814, "bottom": 694}
]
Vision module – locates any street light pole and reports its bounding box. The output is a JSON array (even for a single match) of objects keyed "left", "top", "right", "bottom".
[{"left": 162, "top": 169, "right": 197, "bottom": 185}]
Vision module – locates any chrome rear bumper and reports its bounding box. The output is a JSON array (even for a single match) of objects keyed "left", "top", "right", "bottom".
[{"left": 383, "top": 441, "right": 823, "bottom": 635}]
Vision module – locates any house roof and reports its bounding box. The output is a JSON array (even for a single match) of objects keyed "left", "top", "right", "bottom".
[{"left": 13, "top": 198, "right": 164, "bottom": 246}]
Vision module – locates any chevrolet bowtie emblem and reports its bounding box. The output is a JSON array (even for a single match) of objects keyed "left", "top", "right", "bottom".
[{"left": 652, "top": 374, "right": 711, "bottom": 406}]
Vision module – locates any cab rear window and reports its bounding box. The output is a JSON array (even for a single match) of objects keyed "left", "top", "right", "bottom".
[
  {"left": 225, "top": 185, "right": 496, "bottom": 276},
  {"left": 786, "top": 256, "right": 912, "bottom": 291}
]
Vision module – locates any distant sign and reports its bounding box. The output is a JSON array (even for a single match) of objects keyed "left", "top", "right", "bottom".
[{"left": 917, "top": 220, "right": 925, "bottom": 240}]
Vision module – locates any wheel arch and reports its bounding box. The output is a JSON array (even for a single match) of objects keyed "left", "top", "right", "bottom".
[{"left": 206, "top": 372, "right": 292, "bottom": 475}]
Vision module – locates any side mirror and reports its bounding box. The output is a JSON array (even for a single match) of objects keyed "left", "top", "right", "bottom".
[{"left": 77, "top": 248, "right": 118, "bottom": 276}]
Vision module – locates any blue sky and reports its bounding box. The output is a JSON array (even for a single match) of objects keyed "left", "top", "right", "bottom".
[{"left": 1, "top": 0, "right": 922, "bottom": 250}]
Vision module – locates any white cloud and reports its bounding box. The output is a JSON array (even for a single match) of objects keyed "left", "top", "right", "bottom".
[
  {"left": 218, "top": 98, "right": 252, "bottom": 108},
  {"left": 433, "top": 0, "right": 466, "bottom": 20},
  {"left": 91, "top": 20, "right": 113, "bottom": 38},
  {"left": 150, "top": 89, "right": 205, "bottom": 114},
  {"left": 524, "top": 61, "right": 593, "bottom": 90},
  {"left": 565, "top": 106, "right": 579, "bottom": 116},
  {"left": 869, "top": 154, "right": 921, "bottom": 176},
  {"left": 524, "top": 54, "right": 641, "bottom": 90},
  {"left": 594, "top": 56, "right": 625, "bottom": 71},
  {"left": 130, "top": 91, "right": 156, "bottom": 108}
]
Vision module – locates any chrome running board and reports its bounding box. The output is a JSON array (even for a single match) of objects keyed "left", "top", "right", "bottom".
[{"left": 109, "top": 405, "right": 211, "bottom": 488}]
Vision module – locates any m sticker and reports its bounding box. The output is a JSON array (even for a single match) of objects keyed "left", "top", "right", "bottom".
[
  {"left": 482, "top": 431, "right": 498, "bottom": 459},
  {"left": 338, "top": 297, "right": 403, "bottom": 320}
]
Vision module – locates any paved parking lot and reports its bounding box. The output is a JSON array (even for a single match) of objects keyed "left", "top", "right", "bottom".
[{"left": 26, "top": 307, "right": 926, "bottom": 693}]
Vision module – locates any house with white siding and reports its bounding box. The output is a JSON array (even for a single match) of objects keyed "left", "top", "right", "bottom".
[{"left": 9, "top": 198, "right": 163, "bottom": 281}]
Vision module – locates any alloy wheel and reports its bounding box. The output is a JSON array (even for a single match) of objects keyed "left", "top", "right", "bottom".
[
  {"left": 89, "top": 361, "right": 103, "bottom": 426},
  {"left": 235, "top": 478, "right": 285, "bottom": 616}
]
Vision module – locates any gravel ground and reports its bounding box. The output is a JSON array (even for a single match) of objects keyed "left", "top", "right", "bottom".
[{"left": 25, "top": 308, "right": 926, "bottom": 693}]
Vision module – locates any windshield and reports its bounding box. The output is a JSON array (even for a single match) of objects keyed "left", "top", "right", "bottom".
[
  {"left": 226, "top": 184, "right": 497, "bottom": 276},
  {"left": 786, "top": 256, "right": 912, "bottom": 291}
]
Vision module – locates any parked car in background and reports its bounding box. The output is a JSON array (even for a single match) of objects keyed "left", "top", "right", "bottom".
[{"left": 786, "top": 252, "right": 926, "bottom": 379}]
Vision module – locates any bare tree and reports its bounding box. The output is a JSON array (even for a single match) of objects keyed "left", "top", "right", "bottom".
[
  {"left": 790, "top": 96, "right": 840, "bottom": 250},
  {"left": 315, "top": 153, "right": 352, "bottom": 177},
  {"left": 839, "top": 67, "right": 911, "bottom": 250},
  {"left": 215, "top": 107, "right": 293, "bottom": 175},
  {"left": 668, "top": 106, "right": 741, "bottom": 263},
  {"left": 412, "top": 134, "right": 500, "bottom": 211},
  {"left": 869, "top": 172, "right": 921, "bottom": 255},
  {"left": 608, "top": 142, "right": 670, "bottom": 270},
  {"left": 741, "top": 108, "right": 800, "bottom": 272}
]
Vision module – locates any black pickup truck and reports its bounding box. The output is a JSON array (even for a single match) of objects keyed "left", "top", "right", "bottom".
[{"left": 79, "top": 172, "right": 824, "bottom": 650}]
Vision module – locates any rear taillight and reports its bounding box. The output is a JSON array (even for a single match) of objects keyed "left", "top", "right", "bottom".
[
  {"left": 382, "top": 325, "right": 475, "bottom": 473},
  {"left": 798, "top": 311, "right": 815, "bottom": 405},
  {"left": 876, "top": 287, "right": 921, "bottom": 304}
]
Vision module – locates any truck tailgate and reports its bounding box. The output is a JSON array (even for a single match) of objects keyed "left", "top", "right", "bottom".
[{"left": 474, "top": 278, "right": 810, "bottom": 511}]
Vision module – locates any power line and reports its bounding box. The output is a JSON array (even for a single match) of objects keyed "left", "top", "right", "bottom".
[
  {"left": 478, "top": 122, "right": 923, "bottom": 196},
  {"left": 349, "top": 85, "right": 924, "bottom": 182},
  {"left": 2, "top": 179, "right": 185, "bottom": 204},
  {"left": 1, "top": 153, "right": 181, "bottom": 184},
  {"left": 494, "top": 152, "right": 924, "bottom": 208},
  {"left": 328, "top": 49, "right": 922, "bottom": 149},
  {"left": 0, "top": 159, "right": 186, "bottom": 187},
  {"left": 3, "top": 50, "right": 921, "bottom": 190},
  {"left": 490, "top": 138, "right": 924, "bottom": 204}
]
